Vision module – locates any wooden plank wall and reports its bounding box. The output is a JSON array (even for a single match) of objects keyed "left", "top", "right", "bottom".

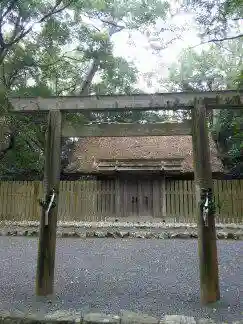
[
  {"left": 0, "top": 181, "right": 42, "bottom": 222},
  {"left": 0, "top": 179, "right": 242, "bottom": 223},
  {"left": 165, "top": 180, "right": 196, "bottom": 223},
  {"left": 58, "top": 179, "right": 116, "bottom": 221},
  {"left": 165, "top": 179, "right": 243, "bottom": 224}
]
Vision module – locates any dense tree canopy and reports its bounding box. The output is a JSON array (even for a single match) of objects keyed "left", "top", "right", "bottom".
[
  {"left": 0, "top": 0, "right": 170, "bottom": 179},
  {"left": 163, "top": 39, "right": 243, "bottom": 176},
  {"left": 182, "top": 0, "right": 243, "bottom": 43}
]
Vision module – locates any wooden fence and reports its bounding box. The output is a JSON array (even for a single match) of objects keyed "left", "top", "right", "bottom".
[{"left": 0, "top": 179, "right": 242, "bottom": 224}]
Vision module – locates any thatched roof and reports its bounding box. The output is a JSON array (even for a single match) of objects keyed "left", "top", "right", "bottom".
[{"left": 66, "top": 135, "right": 223, "bottom": 174}]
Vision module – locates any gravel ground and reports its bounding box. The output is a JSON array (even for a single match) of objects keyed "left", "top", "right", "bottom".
[{"left": 0, "top": 237, "right": 242, "bottom": 323}]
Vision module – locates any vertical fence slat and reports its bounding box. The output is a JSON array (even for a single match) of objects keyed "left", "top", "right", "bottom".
[
  {"left": 165, "top": 180, "right": 169, "bottom": 220},
  {"left": 168, "top": 180, "right": 172, "bottom": 221},
  {"left": 183, "top": 180, "right": 188, "bottom": 223},
  {"left": 187, "top": 180, "right": 192, "bottom": 222},
  {"left": 179, "top": 180, "right": 184, "bottom": 222},
  {"left": 0, "top": 182, "right": 3, "bottom": 221},
  {"left": 6, "top": 182, "right": 11, "bottom": 220},
  {"left": 213, "top": 180, "right": 219, "bottom": 224},
  {"left": 240, "top": 180, "right": 243, "bottom": 223},
  {"left": 2, "top": 182, "right": 7, "bottom": 220},
  {"left": 169, "top": 181, "right": 174, "bottom": 222},
  {"left": 214, "top": 180, "right": 220, "bottom": 223}
]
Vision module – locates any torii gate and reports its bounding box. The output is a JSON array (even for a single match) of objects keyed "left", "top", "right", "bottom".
[{"left": 9, "top": 90, "right": 243, "bottom": 304}]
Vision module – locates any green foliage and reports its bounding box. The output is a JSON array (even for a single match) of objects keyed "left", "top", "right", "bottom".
[
  {"left": 0, "top": 0, "right": 170, "bottom": 179},
  {"left": 182, "top": 0, "right": 243, "bottom": 42},
  {"left": 77, "top": 0, "right": 169, "bottom": 27},
  {"left": 13, "top": 85, "right": 53, "bottom": 97},
  {"left": 0, "top": 0, "right": 74, "bottom": 64},
  {"left": 235, "top": 70, "right": 243, "bottom": 89},
  {"left": 93, "top": 57, "right": 138, "bottom": 94},
  {"left": 224, "top": 0, "right": 243, "bottom": 16},
  {"left": 212, "top": 109, "right": 243, "bottom": 176},
  {"left": 166, "top": 39, "right": 243, "bottom": 176},
  {"left": 166, "top": 40, "right": 243, "bottom": 92}
]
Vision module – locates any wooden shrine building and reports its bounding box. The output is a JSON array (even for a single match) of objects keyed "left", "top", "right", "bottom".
[{"left": 65, "top": 134, "right": 224, "bottom": 220}]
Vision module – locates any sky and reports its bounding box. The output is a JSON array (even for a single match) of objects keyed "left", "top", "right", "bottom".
[
  {"left": 80, "top": 1, "right": 203, "bottom": 93},
  {"left": 110, "top": 8, "right": 243, "bottom": 92},
  {"left": 111, "top": 11, "right": 201, "bottom": 92}
]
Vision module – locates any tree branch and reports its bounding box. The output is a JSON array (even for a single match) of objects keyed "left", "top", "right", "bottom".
[
  {"left": 1, "top": 0, "right": 18, "bottom": 20},
  {"left": 0, "top": 0, "right": 74, "bottom": 65},
  {"left": 78, "top": 19, "right": 126, "bottom": 96},
  {"left": 0, "top": 133, "right": 15, "bottom": 161},
  {"left": 56, "top": 82, "right": 77, "bottom": 95},
  {"left": 207, "top": 34, "right": 243, "bottom": 42},
  {"left": 0, "top": 0, "right": 19, "bottom": 48},
  {"left": 0, "top": 19, "right": 5, "bottom": 47},
  {"left": 9, "top": 12, "right": 21, "bottom": 45},
  {"left": 24, "top": 135, "right": 43, "bottom": 152},
  {"left": 8, "top": 0, "right": 74, "bottom": 47},
  {"left": 80, "top": 60, "right": 99, "bottom": 95},
  {"left": 62, "top": 56, "right": 83, "bottom": 62},
  {"left": 191, "top": 33, "right": 243, "bottom": 48},
  {"left": 0, "top": 61, "right": 7, "bottom": 87},
  {"left": 7, "top": 68, "right": 21, "bottom": 87},
  {"left": 99, "top": 18, "right": 125, "bottom": 33}
]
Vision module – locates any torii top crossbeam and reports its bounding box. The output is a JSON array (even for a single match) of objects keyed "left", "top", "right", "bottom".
[{"left": 9, "top": 90, "right": 243, "bottom": 112}]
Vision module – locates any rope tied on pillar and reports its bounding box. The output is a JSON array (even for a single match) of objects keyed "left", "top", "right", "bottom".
[{"left": 39, "top": 188, "right": 57, "bottom": 225}]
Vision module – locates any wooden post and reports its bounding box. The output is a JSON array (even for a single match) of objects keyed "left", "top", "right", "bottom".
[
  {"left": 36, "top": 110, "right": 62, "bottom": 296},
  {"left": 115, "top": 177, "right": 121, "bottom": 218},
  {"left": 191, "top": 99, "right": 220, "bottom": 304},
  {"left": 152, "top": 179, "right": 160, "bottom": 219},
  {"left": 33, "top": 181, "right": 41, "bottom": 221},
  {"left": 161, "top": 177, "right": 166, "bottom": 220}
]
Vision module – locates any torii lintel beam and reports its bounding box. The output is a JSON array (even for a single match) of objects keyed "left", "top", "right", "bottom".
[
  {"left": 9, "top": 90, "right": 243, "bottom": 112},
  {"left": 62, "top": 120, "right": 192, "bottom": 137}
]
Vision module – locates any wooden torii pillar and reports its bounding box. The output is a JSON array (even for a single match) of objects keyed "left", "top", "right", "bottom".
[
  {"left": 191, "top": 99, "right": 220, "bottom": 303},
  {"left": 36, "top": 110, "right": 62, "bottom": 296},
  {"left": 8, "top": 90, "right": 243, "bottom": 301}
]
